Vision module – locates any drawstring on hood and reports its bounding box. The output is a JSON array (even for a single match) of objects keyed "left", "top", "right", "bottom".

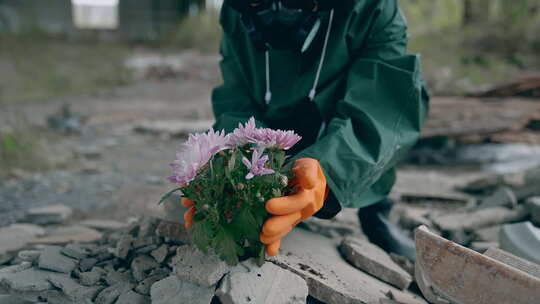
[{"left": 265, "top": 9, "right": 335, "bottom": 105}]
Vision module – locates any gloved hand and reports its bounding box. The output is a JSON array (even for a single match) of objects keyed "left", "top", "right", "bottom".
[
  {"left": 260, "top": 158, "right": 328, "bottom": 256},
  {"left": 182, "top": 197, "right": 196, "bottom": 229}
]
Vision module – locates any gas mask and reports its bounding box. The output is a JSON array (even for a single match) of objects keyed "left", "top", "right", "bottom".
[{"left": 226, "top": 0, "right": 333, "bottom": 53}]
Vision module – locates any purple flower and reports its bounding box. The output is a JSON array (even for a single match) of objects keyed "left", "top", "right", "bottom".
[
  {"left": 228, "top": 117, "right": 301, "bottom": 150},
  {"left": 254, "top": 129, "right": 302, "bottom": 150},
  {"left": 168, "top": 129, "right": 229, "bottom": 185},
  {"left": 227, "top": 118, "right": 258, "bottom": 148},
  {"left": 242, "top": 148, "right": 275, "bottom": 180}
]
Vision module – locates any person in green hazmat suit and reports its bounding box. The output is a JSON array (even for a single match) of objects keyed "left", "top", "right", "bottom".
[{"left": 204, "top": 0, "right": 428, "bottom": 261}]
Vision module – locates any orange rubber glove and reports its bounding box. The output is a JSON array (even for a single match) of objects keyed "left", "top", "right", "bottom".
[
  {"left": 260, "top": 158, "right": 328, "bottom": 256},
  {"left": 182, "top": 197, "right": 196, "bottom": 229}
]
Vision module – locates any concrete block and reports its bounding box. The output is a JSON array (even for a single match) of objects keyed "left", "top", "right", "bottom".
[
  {"left": 150, "top": 276, "right": 214, "bottom": 304},
  {"left": 172, "top": 246, "right": 229, "bottom": 287}
]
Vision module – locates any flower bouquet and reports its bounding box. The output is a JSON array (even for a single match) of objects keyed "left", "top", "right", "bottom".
[{"left": 161, "top": 118, "right": 301, "bottom": 266}]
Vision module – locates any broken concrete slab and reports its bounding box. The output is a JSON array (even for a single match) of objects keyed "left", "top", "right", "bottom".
[
  {"left": 485, "top": 247, "right": 540, "bottom": 279},
  {"left": 415, "top": 225, "right": 540, "bottom": 304},
  {"left": 339, "top": 237, "right": 412, "bottom": 290},
  {"left": 80, "top": 219, "right": 128, "bottom": 231},
  {"left": 216, "top": 259, "right": 308, "bottom": 304},
  {"left": 116, "top": 290, "right": 150, "bottom": 304},
  {"left": 150, "top": 275, "right": 214, "bottom": 304},
  {"left": 432, "top": 206, "right": 528, "bottom": 232},
  {"left": 38, "top": 246, "right": 77, "bottom": 274},
  {"left": 32, "top": 225, "right": 103, "bottom": 245},
  {"left": 499, "top": 222, "right": 540, "bottom": 264},
  {"left": 23, "top": 204, "right": 73, "bottom": 225},
  {"left": 526, "top": 197, "right": 540, "bottom": 226},
  {"left": 0, "top": 224, "right": 46, "bottom": 265},
  {"left": 269, "top": 229, "right": 426, "bottom": 304},
  {"left": 172, "top": 245, "right": 229, "bottom": 287}
]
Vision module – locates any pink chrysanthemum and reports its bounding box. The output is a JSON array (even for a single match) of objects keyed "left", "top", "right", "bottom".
[
  {"left": 168, "top": 129, "right": 229, "bottom": 185},
  {"left": 229, "top": 118, "right": 301, "bottom": 150},
  {"left": 242, "top": 148, "right": 275, "bottom": 180}
]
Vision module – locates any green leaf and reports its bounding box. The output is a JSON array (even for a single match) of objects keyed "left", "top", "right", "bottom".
[
  {"left": 214, "top": 228, "right": 242, "bottom": 265},
  {"left": 157, "top": 187, "right": 182, "bottom": 205},
  {"left": 192, "top": 220, "right": 215, "bottom": 254},
  {"left": 229, "top": 208, "right": 259, "bottom": 241}
]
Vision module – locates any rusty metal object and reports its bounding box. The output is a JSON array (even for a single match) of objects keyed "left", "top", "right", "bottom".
[{"left": 415, "top": 225, "right": 540, "bottom": 304}]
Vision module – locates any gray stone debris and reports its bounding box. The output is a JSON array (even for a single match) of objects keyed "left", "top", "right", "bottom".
[
  {"left": 17, "top": 250, "right": 41, "bottom": 264},
  {"left": 0, "top": 295, "right": 34, "bottom": 304},
  {"left": 216, "top": 259, "right": 308, "bottom": 304},
  {"left": 32, "top": 225, "right": 103, "bottom": 245},
  {"left": 116, "top": 290, "right": 150, "bottom": 304},
  {"left": 477, "top": 187, "right": 517, "bottom": 209},
  {"left": 94, "top": 285, "right": 121, "bottom": 304},
  {"left": 397, "top": 206, "right": 432, "bottom": 230},
  {"left": 105, "top": 270, "right": 136, "bottom": 286},
  {"left": 61, "top": 244, "right": 92, "bottom": 260},
  {"left": 269, "top": 229, "right": 426, "bottom": 304},
  {"left": 526, "top": 197, "right": 540, "bottom": 226},
  {"left": 150, "top": 276, "right": 214, "bottom": 304},
  {"left": 47, "top": 273, "right": 102, "bottom": 302},
  {"left": 131, "top": 255, "right": 159, "bottom": 282},
  {"left": 172, "top": 245, "right": 230, "bottom": 287},
  {"left": 472, "top": 225, "right": 501, "bottom": 243},
  {"left": 80, "top": 219, "right": 128, "bottom": 231},
  {"left": 80, "top": 258, "right": 98, "bottom": 272},
  {"left": 23, "top": 204, "right": 73, "bottom": 225},
  {"left": 38, "top": 246, "right": 77, "bottom": 274},
  {"left": 500, "top": 222, "right": 540, "bottom": 264},
  {"left": 0, "top": 262, "right": 32, "bottom": 274},
  {"left": 0, "top": 268, "right": 53, "bottom": 292},
  {"left": 80, "top": 267, "right": 106, "bottom": 286},
  {"left": 115, "top": 235, "right": 134, "bottom": 259},
  {"left": 138, "top": 217, "right": 160, "bottom": 238},
  {"left": 0, "top": 224, "right": 46, "bottom": 265},
  {"left": 485, "top": 247, "right": 540, "bottom": 279},
  {"left": 432, "top": 206, "right": 529, "bottom": 233},
  {"left": 151, "top": 245, "right": 169, "bottom": 264},
  {"left": 155, "top": 220, "right": 191, "bottom": 244},
  {"left": 135, "top": 272, "right": 169, "bottom": 295},
  {"left": 340, "top": 237, "right": 413, "bottom": 290}
]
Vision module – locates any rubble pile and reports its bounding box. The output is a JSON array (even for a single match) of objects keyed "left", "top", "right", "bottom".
[
  {"left": 2, "top": 163, "right": 540, "bottom": 304},
  {"left": 0, "top": 205, "right": 428, "bottom": 304},
  {"left": 393, "top": 166, "right": 540, "bottom": 258}
]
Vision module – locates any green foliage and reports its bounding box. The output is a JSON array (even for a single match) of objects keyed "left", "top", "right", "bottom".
[{"left": 181, "top": 147, "right": 294, "bottom": 266}]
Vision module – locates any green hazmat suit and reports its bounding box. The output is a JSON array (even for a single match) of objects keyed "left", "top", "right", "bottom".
[{"left": 212, "top": 0, "right": 429, "bottom": 217}]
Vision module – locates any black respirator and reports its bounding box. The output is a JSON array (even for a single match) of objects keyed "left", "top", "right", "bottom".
[{"left": 226, "top": 0, "right": 334, "bottom": 52}]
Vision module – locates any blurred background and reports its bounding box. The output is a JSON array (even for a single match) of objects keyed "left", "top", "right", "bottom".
[{"left": 1, "top": 0, "right": 540, "bottom": 249}]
